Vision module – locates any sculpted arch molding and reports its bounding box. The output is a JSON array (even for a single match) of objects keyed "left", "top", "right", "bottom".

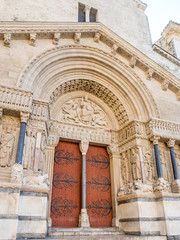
[{"left": 18, "top": 45, "right": 160, "bottom": 122}]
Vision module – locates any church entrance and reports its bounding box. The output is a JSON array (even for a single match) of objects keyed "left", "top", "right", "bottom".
[{"left": 50, "top": 141, "right": 112, "bottom": 228}]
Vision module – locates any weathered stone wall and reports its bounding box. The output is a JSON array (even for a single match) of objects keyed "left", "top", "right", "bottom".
[{"left": 0, "top": 0, "right": 151, "bottom": 51}]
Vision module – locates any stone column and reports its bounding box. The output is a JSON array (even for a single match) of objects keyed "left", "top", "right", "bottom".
[
  {"left": 11, "top": 112, "right": 29, "bottom": 185},
  {"left": 167, "top": 139, "right": 179, "bottom": 180},
  {"left": 151, "top": 136, "right": 163, "bottom": 179},
  {"left": 84, "top": 5, "right": 91, "bottom": 22},
  {"left": 79, "top": 140, "right": 90, "bottom": 228},
  {"left": 15, "top": 112, "right": 29, "bottom": 165},
  {"left": 107, "top": 144, "right": 121, "bottom": 228},
  {"left": 167, "top": 139, "right": 180, "bottom": 193}
]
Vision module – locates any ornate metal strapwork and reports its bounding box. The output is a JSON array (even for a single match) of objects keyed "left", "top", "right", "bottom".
[
  {"left": 53, "top": 172, "right": 78, "bottom": 189},
  {"left": 87, "top": 199, "right": 112, "bottom": 216},
  {"left": 54, "top": 150, "right": 79, "bottom": 166},
  {"left": 87, "top": 176, "right": 111, "bottom": 192},
  {"left": 51, "top": 197, "right": 78, "bottom": 216},
  {"left": 87, "top": 154, "right": 110, "bottom": 169}
]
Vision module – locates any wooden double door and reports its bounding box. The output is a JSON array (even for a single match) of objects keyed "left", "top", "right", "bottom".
[{"left": 50, "top": 141, "right": 112, "bottom": 228}]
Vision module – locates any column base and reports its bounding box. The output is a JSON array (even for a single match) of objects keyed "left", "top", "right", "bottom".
[
  {"left": 171, "top": 179, "right": 180, "bottom": 193},
  {"left": 112, "top": 217, "right": 119, "bottom": 228},
  {"left": 153, "top": 178, "right": 170, "bottom": 192},
  {"left": 78, "top": 209, "right": 90, "bottom": 228},
  {"left": 11, "top": 163, "right": 23, "bottom": 185}
]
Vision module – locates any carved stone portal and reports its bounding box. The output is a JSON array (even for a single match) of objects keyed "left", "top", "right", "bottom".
[{"left": 60, "top": 96, "right": 109, "bottom": 128}]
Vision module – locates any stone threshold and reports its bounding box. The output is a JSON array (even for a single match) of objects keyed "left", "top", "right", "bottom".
[{"left": 48, "top": 227, "right": 123, "bottom": 237}]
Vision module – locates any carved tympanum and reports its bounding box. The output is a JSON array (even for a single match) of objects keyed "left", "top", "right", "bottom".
[{"left": 60, "top": 96, "right": 109, "bottom": 127}]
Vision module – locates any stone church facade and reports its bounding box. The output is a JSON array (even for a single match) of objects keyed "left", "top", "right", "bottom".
[{"left": 0, "top": 0, "right": 180, "bottom": 239}]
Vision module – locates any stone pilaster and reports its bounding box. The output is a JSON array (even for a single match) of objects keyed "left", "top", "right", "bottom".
[{"left": 107, "top": 144, "right": 120, "bottom": 228}]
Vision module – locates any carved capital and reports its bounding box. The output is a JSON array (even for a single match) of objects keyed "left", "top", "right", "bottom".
[
  {"left": 150, "top": 136, "right": 160, "bottom": 145},
  {"left": 79, "top": 140, "right": 89, "bottom": 155},
  {"left": 161, "top": 79, "right": 169, "bottom": 91},
  {"left": 176, "top": 91, "right": 180, "bottom": 101},
  {"left": 30, "top": 33, "right": 36, "bottom": 46},
  {"left": 167, "top": 138, "right": 175, "bottom": 148},
  {"left": 20, "top": 112, "right": 30, "bottom": 123},
  {"left": 74, "top": 32, "right": 81, "bottom": 44},
  {"left": 53, "top": 33, "right": 61, "bottom": 45},
  {"left": 107, "top": 144, "right": 120, "bottom": 157},
  {"left": 4, "top": 33, "right": 11, "bottom": 47},
  {"left": 47, "top": 134, "right": 59, "bottom": 147},
  {"left": 94, "top": 33, "right": 101, "bottom": 43},
  {"left": 129, "top": 56, "right": 137, "bottom": 68},
  {"left": 146, "top": 68, "right": 154, "bottom": 81},
  {"left": 111, "top": 43, "right": 118, "bottom": 55}
]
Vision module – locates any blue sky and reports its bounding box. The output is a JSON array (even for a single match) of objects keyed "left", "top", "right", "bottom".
[{"left": 142, "top": 0, "right": 180, "bottom": 43}]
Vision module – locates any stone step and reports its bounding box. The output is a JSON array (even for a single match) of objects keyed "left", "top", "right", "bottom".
[
  {"left": 43, "top": 235, "right": 167, "bottom": 240},
  {"left": 48, "top": 227, "right": 123, "bottom": 237}
]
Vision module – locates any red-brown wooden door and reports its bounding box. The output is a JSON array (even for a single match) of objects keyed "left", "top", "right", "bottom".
[
  {"left": 50, "top": 141, "right": 82, "bottom": 228},
  {"left": 86, "top": 145, "right": 112, "bottom": 228}
]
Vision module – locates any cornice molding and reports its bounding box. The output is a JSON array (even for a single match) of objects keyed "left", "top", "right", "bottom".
[
  {"left": 0, "top": 22, "right": 179, "bottom": 93},
  {"left": 147, "top": 118, "right": 180, "bottom": 141},
  {"left": 133, "top": 0, "right": 147, "bottom": 11}
]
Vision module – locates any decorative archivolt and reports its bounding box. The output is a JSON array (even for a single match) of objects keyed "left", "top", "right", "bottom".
[
  {"left": 50, "top": 79, "right": 128, "bottom": 127},
  {"left": 17, "top": 45, "right": 160, "bottom": 121}
]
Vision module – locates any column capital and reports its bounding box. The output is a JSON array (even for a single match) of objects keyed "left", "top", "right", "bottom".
[
  {"left": 167, "top": 139, "right": 175, "bottom": 148},
  {"left": 20, "top": 112, "right": 30, "bottom": 123},
  {"left": 107, "top": 144, "right": 120, "bottom": 158},
  {"left": 150, "top": 136, "right": 160, "bottom": 145},
  {"left": 47, "top": 134, "right": 59, "bottom": 147},
  {"left": 79, "top": 140, "right": 89, "bottom": 155}
]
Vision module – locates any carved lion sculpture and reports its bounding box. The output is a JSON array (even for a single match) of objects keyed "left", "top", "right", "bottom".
[{"left": 25, "top": 174, "right": 50, "bottom": 189}]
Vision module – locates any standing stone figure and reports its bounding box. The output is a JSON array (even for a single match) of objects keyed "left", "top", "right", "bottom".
[
  {"left": 131, "top": 148, "right": 141, "bottom": 181},
  {"left": 0, "top": 126, "right": 15, "bottom": 167},
  {"left": 160, "top": 150, "right": 168, "bottom": 181},
  {"left": 121, "top": 152, "right": 130, "bottom": 185},
  {"left": 23, "top": 129, "right": 36, "bottom": 170},
  {"left": 144, "top": 151, "right": 155, "bottom": 182}
]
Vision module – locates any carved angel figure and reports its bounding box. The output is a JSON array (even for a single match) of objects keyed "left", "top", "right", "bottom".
[
  {"left": 131, "top": 148, "right": 141, "bottom": 181},
  {"left": 0, "top": 126, "right": 15, "bottom": 167}
]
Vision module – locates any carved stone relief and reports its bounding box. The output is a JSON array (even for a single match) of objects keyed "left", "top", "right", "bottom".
[
  {"left": 130, "top": 147, "right": 142, "bottom": 182},
  {"left": 0, "top": 116, "right": 20, "bottom": 168},
  {"left": 175, "top": 145, "right": 180, "bottom": 177},
  {"left": 121, "top": 151, "right": 130, "bottom": 185},
  {"left": 159, "top": 142, "right": 173, "bottom": 183},
  {"left": 60, "top": 96, "right": 109, "bottom": 128},
  {"left": 49, "top": 79, "right": 129, "bottom": 127},
  {"left": 23, "top": 128, "right": 36, "bottom": 170},
  {"left": 143, "top": 150, "right": 155, "bottom": 182}
]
